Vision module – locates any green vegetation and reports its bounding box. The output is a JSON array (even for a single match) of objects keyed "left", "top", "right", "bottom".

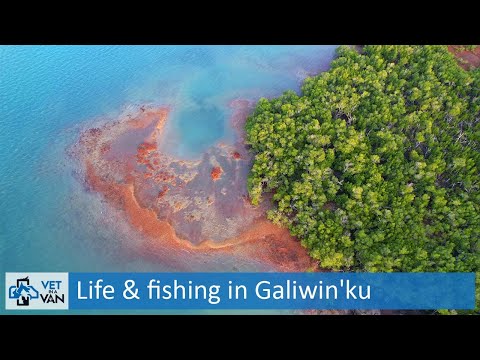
[
  {"left": 452, "top": 45, "right": 478, "bottom": 52},
  {"left": 246, "top": 45, "right": 479, "bottom": 312}
]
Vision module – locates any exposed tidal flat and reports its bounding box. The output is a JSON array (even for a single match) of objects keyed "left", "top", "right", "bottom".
[
  {"left": 0, "top": 45, "right": 338, "bottom": 313},
  {"left": 73, "top": 104, "right": 315, "bottom": 272}
]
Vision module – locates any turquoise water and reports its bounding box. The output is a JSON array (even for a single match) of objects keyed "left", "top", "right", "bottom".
[{"left": 0, "top": 45, "right": 337, "bottom": 313}]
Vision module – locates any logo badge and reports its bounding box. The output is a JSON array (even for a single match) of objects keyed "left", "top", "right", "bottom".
[{"left": 5, "top": 273, "right": 69, "bottom": 310}]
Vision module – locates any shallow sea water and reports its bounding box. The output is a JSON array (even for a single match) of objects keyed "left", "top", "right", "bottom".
[{"left": 0, "top": 45, "right": 337, "bottom": 313}]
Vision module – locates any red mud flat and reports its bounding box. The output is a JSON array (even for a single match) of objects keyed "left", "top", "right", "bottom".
[
  {"left": 232, "top": 151, "right": 242, "bottom": 160},
  {"left": 448, "top": 45, "right": 480, "bottom": 70},
  {"left": 210, "top": 166, "right": 223, "bottom": 181},
  {"left": 74, "top": 105, "right": 315, "bottom": 272}
]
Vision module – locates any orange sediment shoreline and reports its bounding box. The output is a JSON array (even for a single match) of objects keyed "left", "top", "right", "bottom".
[
  {"left": 75, "top": 105, "right": 315, "bottom": 272},
  {"left": 210, "top": 166, "right": 223, "bottom": 181}
]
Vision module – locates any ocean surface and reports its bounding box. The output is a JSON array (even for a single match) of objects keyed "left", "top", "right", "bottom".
[{"left": 0, "top": 45, "right": 337, "bottom": 313}]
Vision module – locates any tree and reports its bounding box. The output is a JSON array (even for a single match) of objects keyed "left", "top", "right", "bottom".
[{"left": 246, "top": 45, "right": 480, "bottom": 313}]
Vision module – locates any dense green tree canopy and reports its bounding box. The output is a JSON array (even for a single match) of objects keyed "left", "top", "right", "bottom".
[{"left": 246, "top": 46, "right": 479, "bottom": 310}]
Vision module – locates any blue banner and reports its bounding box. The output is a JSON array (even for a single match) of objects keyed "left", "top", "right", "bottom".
[{"left": 64, "top": 272, "right": 476, "bottom": 310}]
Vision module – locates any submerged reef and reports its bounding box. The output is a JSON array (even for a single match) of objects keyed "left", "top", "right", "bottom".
[{"left": 72, "top": 103, "right": 315, "bottom": 272}]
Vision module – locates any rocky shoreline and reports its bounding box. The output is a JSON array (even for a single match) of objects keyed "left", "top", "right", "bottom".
[{"left": 72, "top": 103, "right": 315, "bottom": 273}]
